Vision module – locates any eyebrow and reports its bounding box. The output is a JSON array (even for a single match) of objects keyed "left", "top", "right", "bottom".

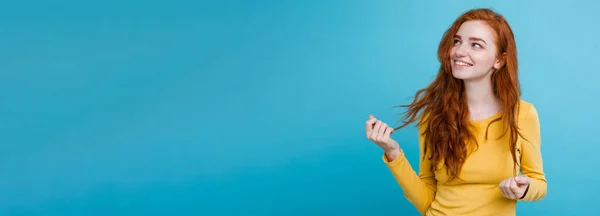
[{"left": 454, "top": 35, "right": 487, "bottom": 45}]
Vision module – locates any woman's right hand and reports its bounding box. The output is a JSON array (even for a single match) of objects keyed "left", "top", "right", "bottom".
[{"left": 366, "top": 114, "right": 401, "bottom": 160}]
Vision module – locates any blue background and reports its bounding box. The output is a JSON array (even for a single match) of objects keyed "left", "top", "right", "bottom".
[{"left": 1, "top": 0, "right": 598, "bottom": 215}]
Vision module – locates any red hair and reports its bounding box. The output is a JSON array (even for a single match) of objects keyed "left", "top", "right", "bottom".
[{"left": 394, "top": 8, "right": 523, "bottom": 181}]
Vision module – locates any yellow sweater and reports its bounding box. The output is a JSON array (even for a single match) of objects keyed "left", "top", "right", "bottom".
[{"left": 383, "top": 100, "right": 547, "bottom": 216}]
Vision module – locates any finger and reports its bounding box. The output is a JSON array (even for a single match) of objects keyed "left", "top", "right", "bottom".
[
  {"left": 380, "top": 122, "right": 388, "bottom": 135},
  {"left": 383, "top": 125, "right": 393, "bottom": 142},
  {"left": 499, "top": 180, "right": 509, "bottom": 198},
  {"left": 372, "top": 120, "right": 383, "bottom": 140},
  {"left": 376, "top": 121, "right": 386, "bottom": 141},
  {"left": 378, "top": 122, "right": 389, "bottom": 140},
  {"left": 375, "top": 120, "right": 382, "bottom": 131},
  {"left": 501, "top": 180, "right": 514, "bottom": 199},
  {"left": 515, "top": 175, "right": 530, "bottom": 186},
  {"left": 384, "top": 126, "right": 393, "bottom": 137},
  {"left": 508, "top": 178, "right": 519, "bottom": 199},
  {"left": 366, "top": 116, "right": 377, "bottom": 134}
]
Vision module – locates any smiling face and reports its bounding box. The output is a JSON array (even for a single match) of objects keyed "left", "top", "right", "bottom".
[{"left": 450, "top": 20, "right": 504, "bottom": 81}]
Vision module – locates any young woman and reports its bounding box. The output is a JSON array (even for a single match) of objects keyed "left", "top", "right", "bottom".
[{"left": 365, "top": 8, "right": 546, "bottom": 216}]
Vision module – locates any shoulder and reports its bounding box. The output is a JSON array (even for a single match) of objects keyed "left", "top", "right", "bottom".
[
  {"left": 517, "top": 99, "right": 541, "bottom": 130},
  {"left": 517, "top": 99, "right": 539, "bottom": 121}
]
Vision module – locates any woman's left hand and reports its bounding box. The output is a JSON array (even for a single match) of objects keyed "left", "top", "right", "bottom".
[{"left": 499, "top": 175, "right": 530, "bottom": 200}]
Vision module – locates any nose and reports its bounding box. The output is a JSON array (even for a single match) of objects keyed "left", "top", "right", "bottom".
[{"left": 454, "top": 43, "right": 468, "bottom": 57}]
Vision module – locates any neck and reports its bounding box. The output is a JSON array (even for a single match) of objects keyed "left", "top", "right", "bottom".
[{"left": 463, "top": 77, "right": 499, "bottom": 109}]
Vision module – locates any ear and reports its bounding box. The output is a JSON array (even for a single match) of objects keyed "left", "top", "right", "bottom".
[{"left": 494, "top": 52, "right": 506, "bottom": 70}]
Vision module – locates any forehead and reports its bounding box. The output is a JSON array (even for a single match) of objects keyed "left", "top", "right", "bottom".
[{"left": 455, "top": 20, "right": 496, "bottom": 42}]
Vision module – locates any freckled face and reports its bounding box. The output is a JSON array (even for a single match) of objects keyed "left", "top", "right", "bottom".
[{"left": 450, "top": 20, "right": 503, "bottom": 81}]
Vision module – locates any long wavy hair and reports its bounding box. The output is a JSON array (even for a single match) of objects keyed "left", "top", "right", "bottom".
[{"left": 394, "top": 8, "right": 523, "bottom": 182}]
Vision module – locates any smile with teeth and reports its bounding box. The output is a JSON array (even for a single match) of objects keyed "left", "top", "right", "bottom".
[{"left": 454, "top": 60, "right": 473, "bottom": 67}]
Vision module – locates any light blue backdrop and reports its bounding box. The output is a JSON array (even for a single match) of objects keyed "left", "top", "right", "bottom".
[{"left": 1, "top": 0, "right": 598, "bottom": 215}]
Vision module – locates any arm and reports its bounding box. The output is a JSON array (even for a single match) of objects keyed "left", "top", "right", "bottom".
[
  {"left": 383, "top": 125, "right": 437, "bottom": 215},
  {"left": 518, "top": 104, "right": 547, "bottom": 201}
]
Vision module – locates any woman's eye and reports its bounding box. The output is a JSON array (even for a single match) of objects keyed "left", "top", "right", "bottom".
[{"left": 472, "top": 43, "right": 482, "bottom": 48}]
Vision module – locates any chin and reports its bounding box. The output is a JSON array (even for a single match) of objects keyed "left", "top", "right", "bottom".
[
  {"left": 451, "top": 69, "right": 473, "bottom": 80},
  {"left": 452, "top": 70, "right": 491, "bottom": 82}
]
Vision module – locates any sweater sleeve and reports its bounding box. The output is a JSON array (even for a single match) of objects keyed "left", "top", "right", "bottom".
[
  {"left": 383, "top": 124, "right": 437, "bottom": 215},
  {"left": 518, "top": 104, "right": 547, "bottom": 201}
]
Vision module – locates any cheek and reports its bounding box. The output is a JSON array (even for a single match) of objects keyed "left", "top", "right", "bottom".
[
  {"left": 472, "top": 53, "right": 496, "bottom": 69},
  {"left": 449, "top": 47, "right": 457, "bottom": 55}
]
